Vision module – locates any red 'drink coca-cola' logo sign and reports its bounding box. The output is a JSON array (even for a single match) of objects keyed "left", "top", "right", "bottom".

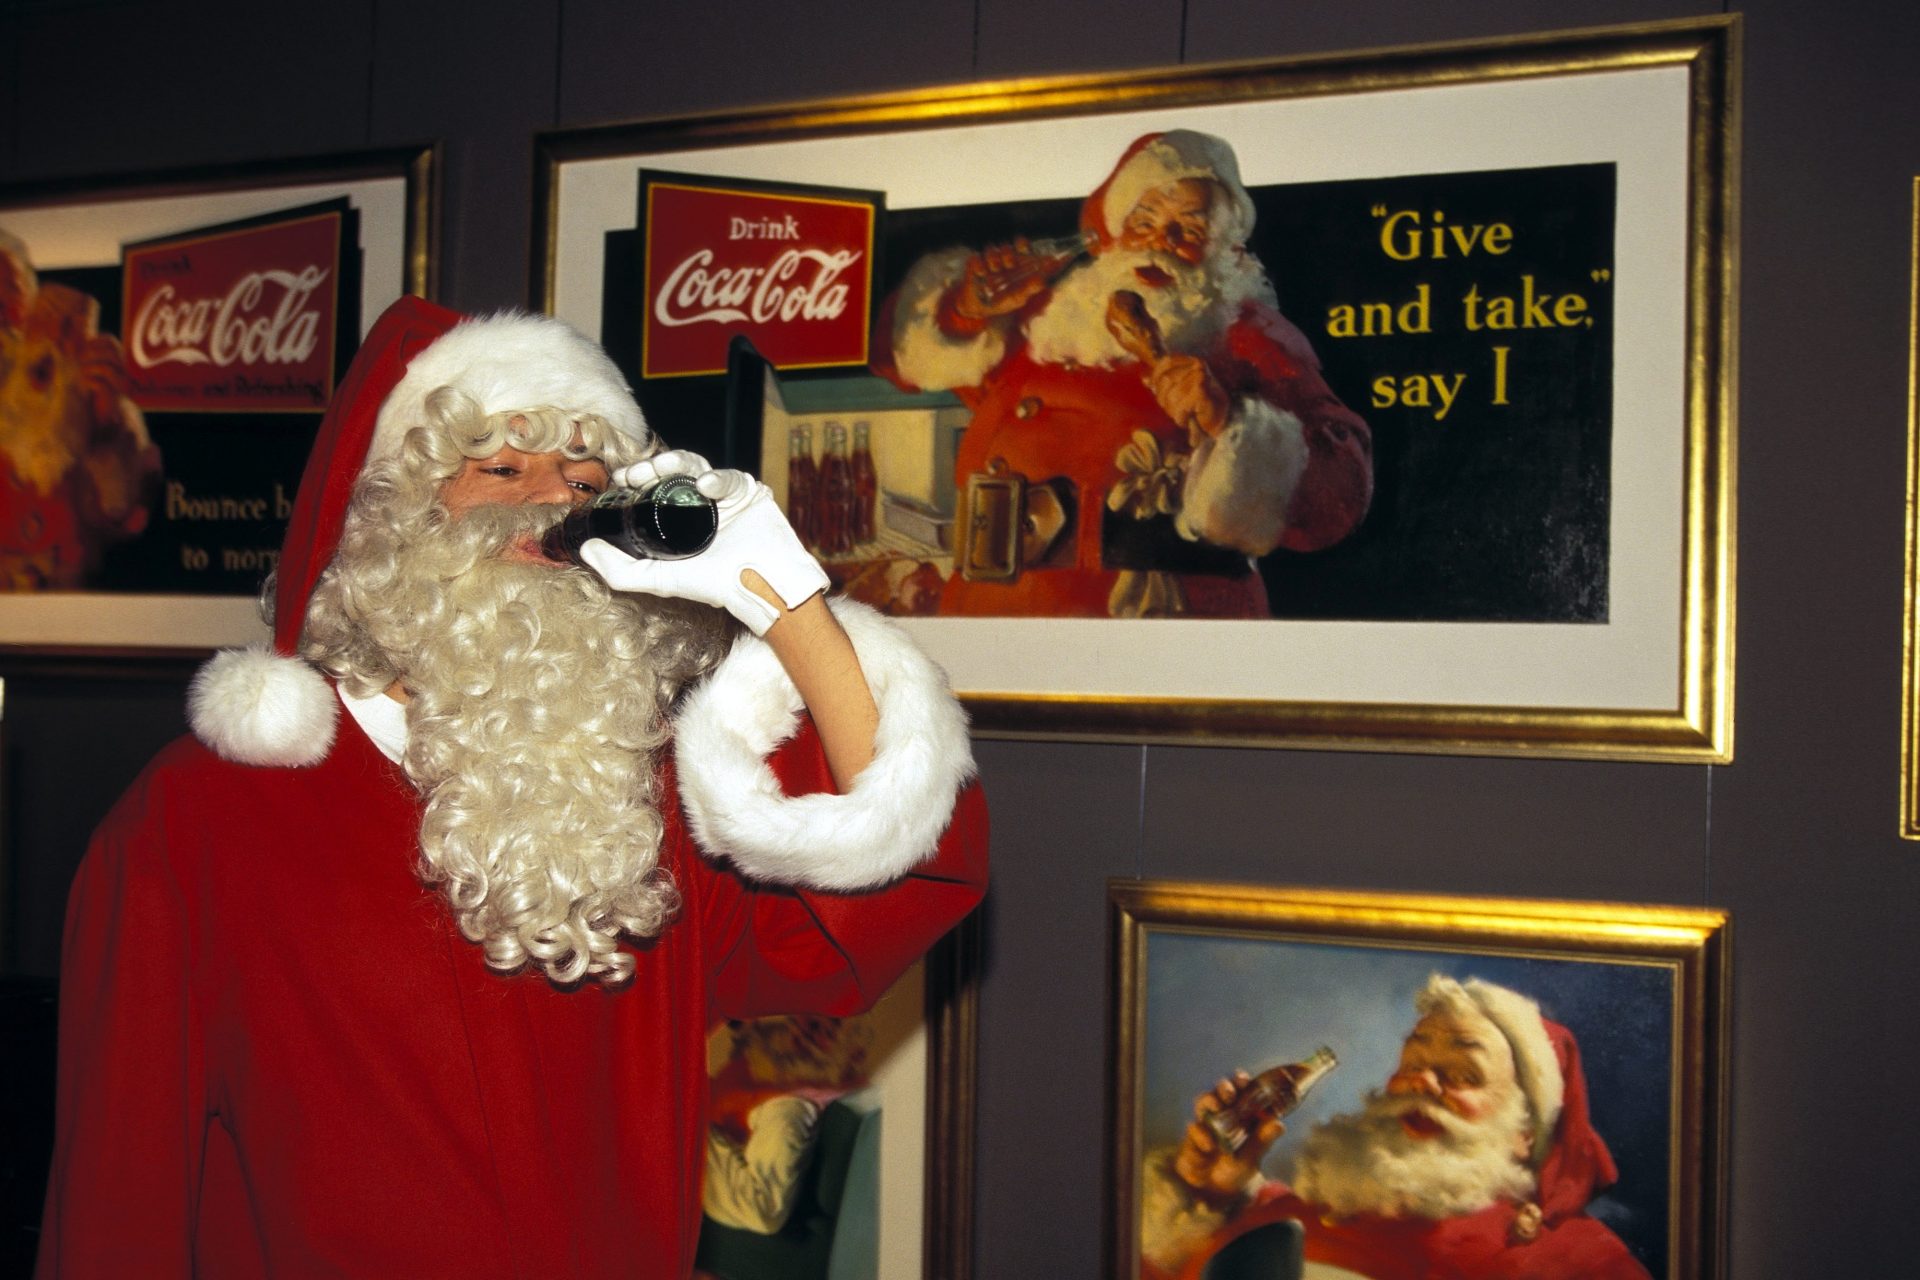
[
  {"left": 122, "top": 209, "right": 341, "bottom": 413},
  {"left": 641, "top": 177, "right": 876, "bottom": 378}
]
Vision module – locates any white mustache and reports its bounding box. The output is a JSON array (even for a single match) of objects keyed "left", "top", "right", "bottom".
[{"left": 1361, "top": 1089, "right": 1479, "bottom": 1139}]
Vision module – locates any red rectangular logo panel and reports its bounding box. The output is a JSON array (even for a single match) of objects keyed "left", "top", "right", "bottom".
[
  {"left": 122, "top": 210, "right": 342, "bottom": 413},
  {"left": 641, "top": 177, "right": 876, "bottom": 378}
]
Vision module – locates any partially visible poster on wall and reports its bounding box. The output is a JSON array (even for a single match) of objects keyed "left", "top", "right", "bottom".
[
  {"left": 0, "top": 147, "right": 429, "bottom": 649},
  {"left": 3, "top": 199, "right": 360, "bottom": 597}
]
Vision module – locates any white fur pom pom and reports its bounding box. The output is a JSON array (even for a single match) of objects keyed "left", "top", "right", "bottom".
[
  {"left": 188, "top": 646, "right": 339, "bottom": 768},
  {"left": 675, "top": 599, "right": 975, "bottom": 891}
]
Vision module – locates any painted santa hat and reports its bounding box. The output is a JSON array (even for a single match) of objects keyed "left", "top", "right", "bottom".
[
  {"left": 1080, "top": 129, "right": 1258, "bottom": 248},
  {"left": 1423, "top": 975, "right": 1621, "bottom": 1217},
  {"left": 187, "top": 296, "right": 656, "bottom": 768},
  {"left": 1530, "top": 1014, "right": 1621, "bottom": 1222}
]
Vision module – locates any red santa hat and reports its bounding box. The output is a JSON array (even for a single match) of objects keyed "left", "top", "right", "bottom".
[
  {"left": 1431, "top": 976, "right": 1620, "bottom": 1219},
  {"left": 1080, "top": 129, "right": 1258, "bottom": 248},
  {"left": 187, "top": 296, "right": 656, "bottom": 768},
  {"left": 1530, "top": 1017, "right": 1621, "bottom": 1223}
]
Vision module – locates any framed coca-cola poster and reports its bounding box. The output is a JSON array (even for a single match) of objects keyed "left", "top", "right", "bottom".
[
  {"left": 0, "top": 146, "right": 434, "bottom": 655},
  {"left": 533, "top": 18, "right": 1736, "bottom": 763},
  {"left": 1108, "top": 880, "right": 1729, "bottom": 1280}
]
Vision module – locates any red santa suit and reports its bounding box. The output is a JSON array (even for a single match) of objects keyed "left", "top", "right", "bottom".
[
  {"left": 35, "top": 299, "right": 988, "bottom": 1279},
  {"left": 875, "top": 130, "right": 1372, "bottom": 619},
  {"left": 1142, "top": 1019, "right": 1652, "bottom": 1280}
]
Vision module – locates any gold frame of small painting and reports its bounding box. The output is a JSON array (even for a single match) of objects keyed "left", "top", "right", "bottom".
[{"left": 1107, "top": 881, "right": 1729, "bottom": 1279}]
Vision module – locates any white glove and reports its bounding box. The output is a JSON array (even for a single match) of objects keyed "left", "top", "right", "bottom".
[{"left": 578, "top": 450, "right": 830, "bottom": 636}]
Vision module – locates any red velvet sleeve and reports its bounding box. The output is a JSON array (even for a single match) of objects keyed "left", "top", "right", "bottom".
[
  {"left": 689, "top": 716, "right": 988, "bottom": 1022},
  {"left": 36, "top": 768, "right": 205, "bottom": 1279}
]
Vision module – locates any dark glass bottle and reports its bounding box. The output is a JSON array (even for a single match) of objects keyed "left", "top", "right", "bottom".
[
  {"left": 541, "top": 473, "right": 718, "bottom": 562},
  {"left": 1202, "top": 1046, "right": 1338, "bottom": 1155}
]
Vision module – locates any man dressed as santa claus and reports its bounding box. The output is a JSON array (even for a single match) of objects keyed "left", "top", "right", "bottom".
[
  {"left": 877, "top": 129, "right": 1372, "bottom": 619},
  {"left": 1141, "top": 975, "right": 1652, "bottom": 1280},
  {"left": 36, "top": 297, "right": 987, "bottom": 1278}
]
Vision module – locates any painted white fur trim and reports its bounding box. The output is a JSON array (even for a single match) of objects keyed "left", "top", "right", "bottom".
[
  {"left": 1177, "top": 396, "right": 1309, "bottom": 555},
  {"left": 888, "top": 247, "right": 1007, "bottom": 392},
  {"left": 188, "top": 645, "right": 339, "bottom": 768},
  {"left": 1461, "top": 977, "right": 1565, "bottom": 1166},
  {"left": 1138, "top": 1147, "right": 1244, "bottom": 1274},
  {"left": 371, "top": 311, "right": 652, "bottom": 463},
  {"left": 674, "top": 598, "right": 975, "bottom": 891}
]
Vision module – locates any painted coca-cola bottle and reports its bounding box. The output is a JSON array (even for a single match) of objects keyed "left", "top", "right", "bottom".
[
  {"left": 974, "top": 229, "right": 1097, "bottom": 306},
  {"left": 1201, "top": 1046, "right": 1338, "bottom": 1155},
  {"left": 850, "top": 419, "right": 877, "bottom": 545},
  {"left": 818, "top": 420, "right": 854, "bottom": 557},
  {"left": 787, "top": 427, "right": 818, "bottom": 548}
]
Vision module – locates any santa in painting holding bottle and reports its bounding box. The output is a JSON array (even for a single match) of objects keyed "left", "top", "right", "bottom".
[
  {"left": 874, "top": 129, "right": 1373, "bottom": 619},
  {"left": 1140, "top": 975, "right": 1652, "bottom": 1280}
]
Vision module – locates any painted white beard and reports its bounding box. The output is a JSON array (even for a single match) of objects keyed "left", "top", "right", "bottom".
[
  {"left": 1290, "top": 1088, "right": 1538, "bottom": 1221},
  {"left": 368, "top": 503, "right": 723, "bottom": 983},
  {"left": 1022, "top": 245, "right": 1273, "bottom": 368}
]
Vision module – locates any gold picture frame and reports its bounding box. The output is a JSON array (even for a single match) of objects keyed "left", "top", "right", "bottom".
[
  {"left": 1902, "top": 176, "right": 1920, "bottom": 837},
  {"left": 1108, "top": 881, "right": 1729, "bottom": 1279},
  {"left": 0, "top": 146, "right": 437, "bottom": 659},
  {"left": 534, "top": 18, "right": 1738, "bottom": 762}
]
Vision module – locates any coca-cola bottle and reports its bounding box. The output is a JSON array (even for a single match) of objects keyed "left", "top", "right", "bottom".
[
  {"left": 786, "top": 427, "right": 818, "bottom": 548},
  {"left": 850, "top": 420, "right": 877, "bottom": 545},
  {"left": 976, "top": 228, "right": 1098, "bottom": 305},
  {"left": 1202, "top": 1046, "right": 1338, "bottom": 1156},
  {"left": 818, "top": 420, "right": 854, "bottom": 556},
  {"left": 541, "top": 473, "right": 718, "bottom": 562}
]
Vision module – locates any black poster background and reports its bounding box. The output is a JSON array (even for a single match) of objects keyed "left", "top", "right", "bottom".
[
  {"left": 1254, "top": 164, "right": 1615, "bottom": 623},
  {"left": 39, "top": 201, "right": 363, "bottom": 598},
  {"left": 601, "top": 162, "right": 1616, "bottom": 624}
]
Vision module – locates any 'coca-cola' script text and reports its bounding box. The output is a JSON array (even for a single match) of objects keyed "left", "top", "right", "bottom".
[
  {"left": 653, "top": 249, "right": 860, "bottom": 328},
  {"left": 131, "top": 266, "right": 330, "bottom": 369}
]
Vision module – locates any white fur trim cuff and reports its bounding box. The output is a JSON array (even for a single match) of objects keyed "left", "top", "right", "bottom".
[
  {"left": 188, "top": 645, "right": 340, "bottom": 768},
  {"left": 674, "top": 599, "right": 975, "bottom": 891}
]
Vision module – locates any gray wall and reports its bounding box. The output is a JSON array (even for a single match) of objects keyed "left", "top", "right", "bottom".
[{"left": 4, "top": 0, "right": 1917, "bottom": 1275}]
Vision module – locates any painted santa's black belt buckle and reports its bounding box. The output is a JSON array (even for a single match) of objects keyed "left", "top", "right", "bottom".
[{"left": 1101, "top": 510, "right": 1252, "bottom": 576}]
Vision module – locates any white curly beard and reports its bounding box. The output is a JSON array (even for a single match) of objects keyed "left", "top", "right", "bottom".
[
  {"left": 1290, "top": 1087, "right": 1538, "bottom": 1220},
  {"left": 1022, "top": 244, "right": 1273, "bottom": 368},
  {"left": 316, "top": 497, "right": 727, "bottom": 985}
]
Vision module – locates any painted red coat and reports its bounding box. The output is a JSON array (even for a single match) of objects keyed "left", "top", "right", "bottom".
[
  {"left": 878, "top": 280, "right": 1373, "bottom": 619},
  {"left": 1153, "top": 1187, "right": 1653, "bottom": 1280},
  {"left": 36, "top": 713, "right": 987, "bottom": 1279}
]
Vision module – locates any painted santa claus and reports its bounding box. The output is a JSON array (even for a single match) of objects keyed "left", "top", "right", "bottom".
[
  {"left": 37, "top": 296, "right": 987, "bottom": 1278},
  {"left": 876, "top": 129, "right": 1372, "bottom": 618},
  {"left": 1140, "top": 975, "right": 1653, "bottom": 1280}
]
